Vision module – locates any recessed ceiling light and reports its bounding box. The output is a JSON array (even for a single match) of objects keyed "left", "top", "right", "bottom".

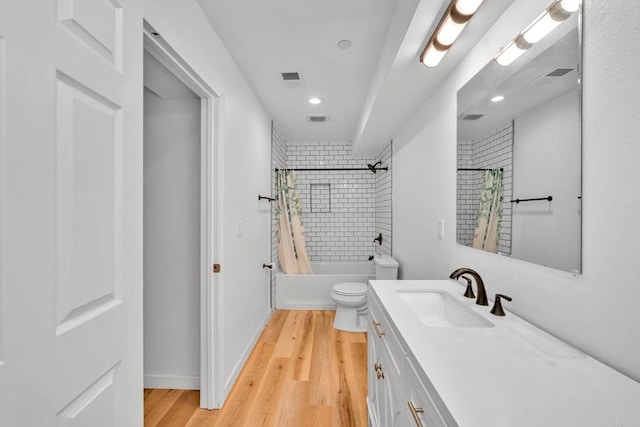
[
  {"left": 337, "top": 40, "right": 352, "bottom": 50},
  {"left": 491, "top": 95, "right": 505, "bottom": 103},
  {"left": 308, "top": 97, "right": 322, "bottom": 105}
]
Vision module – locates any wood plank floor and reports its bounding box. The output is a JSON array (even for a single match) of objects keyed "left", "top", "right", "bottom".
[{"left": 144, "top": 310, "right": 368, "bottom": 427}]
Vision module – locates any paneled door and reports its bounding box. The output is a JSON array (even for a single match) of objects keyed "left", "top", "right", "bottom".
[{"left": 0, "top": 1, "right": 143, "bottom": 425}]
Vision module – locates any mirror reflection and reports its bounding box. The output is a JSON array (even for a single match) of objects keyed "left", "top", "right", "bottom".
[{"left": 456, "top": 7, "right": 581, "bottom": 273}]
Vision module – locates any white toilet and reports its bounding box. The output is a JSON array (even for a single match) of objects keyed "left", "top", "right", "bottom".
[{"left": 331, "top": 255, "right": 399, "bottom": 332}]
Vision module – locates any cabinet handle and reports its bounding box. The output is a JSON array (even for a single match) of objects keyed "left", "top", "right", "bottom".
[
  {"left": 374, "top": 363, "right": 381, "bottom": 372},
  {"left": 376, "top": 370, "right": 385, "bottom": 380},
  {"left": 372, "top": 321, "right": 385, "bottom": 338},
  {"left": 408, "top": 401, "right": 424, "bottom": 426}
]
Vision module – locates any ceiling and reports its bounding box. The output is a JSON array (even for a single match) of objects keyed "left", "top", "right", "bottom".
[
  {"left": 197, "top": 0, "right": 515, "bottom": 156},
  {"left": 458, "top": 19, "right": 580, "bottom": 141}
]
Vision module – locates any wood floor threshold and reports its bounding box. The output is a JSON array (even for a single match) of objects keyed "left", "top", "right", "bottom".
[{"left": 144, "top": 310, "right": 368, "bottom": 427}]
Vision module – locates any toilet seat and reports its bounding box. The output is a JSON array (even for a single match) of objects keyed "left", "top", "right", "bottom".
[{"left": 332, "top": 282, "right": 367, "bottom": 296}]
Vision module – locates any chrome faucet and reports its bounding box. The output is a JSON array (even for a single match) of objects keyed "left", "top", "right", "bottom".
[{"left": 449, "top": 268, "right": 488, "bottom": 306}]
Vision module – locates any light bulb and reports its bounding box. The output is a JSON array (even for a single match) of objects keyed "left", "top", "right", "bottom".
[
  {"left": 422, "top": 43, "right": 448, "bottom": 68},
  {"left": 495, "top": 41, "right": 526, "bottom": 67},
  {"left": 522, "top": 12, "right": 562, "bottom": 44},
  {"left": 437, "top": 14, "right": 468, "bottom": 46},
  {"left": 560, "top": 0, "right": 580, "bottom": 13},
  {"left": 455, "top": 0, "right": 484, "bottom": 16},
  {"left": 308, "top": 97, "right": 322, "bottom": 105},
  {"left": 491, "top": 95, "right": 505, "bottom": 103}
]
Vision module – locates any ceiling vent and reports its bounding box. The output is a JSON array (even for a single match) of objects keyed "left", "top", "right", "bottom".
[
  {"left": 531, "top": 67, "right": 574, "bottom": 86},
  {"left": 281, "top": 72, "right": 300, "bottom": 81},
  {"left": 546, "top": 68, "right": 573, "bottom": 77},
  {"left": 281, "top": 71, "right": 304, "bottom": 89},
  {"left": 462, "top": 113, "right": 484, "bottom": 120},
  {"left": 308, "top": 115, "right": 329, "bottom": 123}
]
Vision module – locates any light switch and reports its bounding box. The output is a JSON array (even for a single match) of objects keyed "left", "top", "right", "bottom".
[
  {"left": 236, "top": 220, "right": 244, "bottom": 237},
  {"left": 437, "top": 219, "right": 444, "bottom": 240}
]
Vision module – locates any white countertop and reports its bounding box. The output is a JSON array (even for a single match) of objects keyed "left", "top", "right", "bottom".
[{"left": 370, "top": 280, "right": 640, "bottom": 427}]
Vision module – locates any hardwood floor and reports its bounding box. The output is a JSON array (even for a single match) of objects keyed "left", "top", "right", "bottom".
[{"left": 144, "top": 310, "right": 368, "bottom": 426}]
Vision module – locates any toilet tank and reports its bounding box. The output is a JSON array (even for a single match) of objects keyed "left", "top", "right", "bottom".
[{"left": 373, "top": 256, "right": 399, "bottom": 280}]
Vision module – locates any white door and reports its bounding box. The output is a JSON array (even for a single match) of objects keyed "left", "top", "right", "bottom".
[{"left": 0, "top": 1, "right": 143, "bottom": 426}]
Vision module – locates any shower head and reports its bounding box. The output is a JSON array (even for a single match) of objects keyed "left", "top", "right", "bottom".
[{"left": 367, "top": 161, "right": 382, "bottom": 174}]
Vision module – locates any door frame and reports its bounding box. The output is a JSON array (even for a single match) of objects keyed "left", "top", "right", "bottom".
[{"left": 143, "top": 21, "right": 224, "bottom": 409}]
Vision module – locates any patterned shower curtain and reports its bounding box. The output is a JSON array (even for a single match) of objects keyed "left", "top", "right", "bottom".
[
  {"left": 472, "top": 170, "right": 503, "bottom": 253},
  {"left": 275, "top": 170, "right": 313, "bottom": 274}
]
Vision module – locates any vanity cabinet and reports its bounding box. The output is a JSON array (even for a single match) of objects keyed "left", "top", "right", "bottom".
[
  {"left": 367, "top": 297, "right": 409, "bottom": 426},
  {"left": 367, "top": 288, "right": 451, "bottom": 427},
  {"left": 368, "top": 280, "right": 640, "bottom": 426}
]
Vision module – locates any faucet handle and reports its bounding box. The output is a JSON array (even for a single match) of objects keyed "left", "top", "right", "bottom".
[
  {"left": 490, "top": 294, "right": 512, "bottom": 316},
  {"left": 461, "top": 276, "right": 475, "bottom": 299}
]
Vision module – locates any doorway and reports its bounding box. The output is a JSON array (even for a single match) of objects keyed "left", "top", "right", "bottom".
[
  {"left": 143, "top": 49, "right": 201, "bottom": 388},
  {"left": 142, "top": 22, "right": 222, "bottom": 409}
]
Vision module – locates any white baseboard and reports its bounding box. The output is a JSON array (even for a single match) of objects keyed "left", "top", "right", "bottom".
[
  {"left": 276, "top": 302, "right": 336, "bottom": 310},
  {"left": 144, "top": 374, "right": 200, "bottom": 390},
  {"left": 222, "top": 308, "right": 273, "bottom": 399}
]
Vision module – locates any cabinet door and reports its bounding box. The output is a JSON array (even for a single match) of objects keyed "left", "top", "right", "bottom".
[
  {"left": 369, "top": 290, "right": 412, "bottom": 427},
  {"left": 405, "top": 361, "right": 449, "bottom": 427},
  {"left": 367, "top": 313, "right": 383, "bottom": 427},
  {"left": 369, "top": 312, "right": 400, "bottom": 427},
  {"left": 375, "top": 342, "right": 393, "bottom": 427},
  {"left": 388, "top": 367, "right": 413, "bottom": 427}
]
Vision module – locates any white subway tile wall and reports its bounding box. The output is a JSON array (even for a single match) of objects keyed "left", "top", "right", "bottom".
[
  {"left": 457, "top": 138, "right": 475, "bottom": 246},
  {"left": 375, "top": 143, "right": 392, "bottom": 257},
  {"left": 457, "top": 122, "right": 513, "bottom": 255},
  {"left": 287, "top": 141, "right": 377, "bottom": 261},
  {"left": 272, "top": 138, "right": 393, "bottom": 267},
  {"left": 310, "top": 183, "right": 331, "bottom": 213}
]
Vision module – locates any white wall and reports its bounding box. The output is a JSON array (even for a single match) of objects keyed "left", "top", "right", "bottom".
[
  {"left": 144, "top": 0, "right": 273, "bottom": 402},
  {"left": 512, "top": 89, "right": 581, "bottom": 271},
  {"left": 392, "top": 0, "right": 640, "bottom": 382},
  {"left": 143, "top": 89, "right": 201, "bottom": 389}
]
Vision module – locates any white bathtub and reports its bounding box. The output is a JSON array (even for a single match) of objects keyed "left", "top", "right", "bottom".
[{"left": 275, "top": 261, "right": 375, "bottom": 309}]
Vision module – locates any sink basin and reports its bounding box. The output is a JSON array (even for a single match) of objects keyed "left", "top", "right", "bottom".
[{"left": 397, "top": 290, "right": 494, "bottom": 328}]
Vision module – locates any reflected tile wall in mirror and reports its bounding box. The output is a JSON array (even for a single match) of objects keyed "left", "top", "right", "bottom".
[{"left": 456, "top": 3, "right": 582, "bottom": 273}]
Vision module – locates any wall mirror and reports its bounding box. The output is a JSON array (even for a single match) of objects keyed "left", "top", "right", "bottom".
[{"left": 456, "top": 3, "right": 582, "bottom": 273}]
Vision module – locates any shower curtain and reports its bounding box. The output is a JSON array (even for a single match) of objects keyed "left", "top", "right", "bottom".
[
  {"left": 472, "top": 170, "right": 503, "bottom": 253},
  {"left": 275, "top": 170, "right": 313, "bottom": 274}
]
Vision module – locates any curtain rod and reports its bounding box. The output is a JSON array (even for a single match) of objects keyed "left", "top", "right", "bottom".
[
  {"left": 275, "top": 167, "right": 388, "bottom": 172},
  {"left": 510, "top": 196, "right": 553, "bottom": 204},
  {"left": 457, "top": 167, "right": 503, "bottom": 172}
]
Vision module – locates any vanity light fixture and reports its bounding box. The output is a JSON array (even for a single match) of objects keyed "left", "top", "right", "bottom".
[
  {"left": 420, "top": 0, "right": 485, "bottom": 68},
  {"left": 495, "top": 0, "right": 580, "bottom": 67}
]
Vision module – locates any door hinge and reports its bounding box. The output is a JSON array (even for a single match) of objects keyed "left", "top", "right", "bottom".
[{"left": 213, "top": 263, "right": 221, "bottom": 273}]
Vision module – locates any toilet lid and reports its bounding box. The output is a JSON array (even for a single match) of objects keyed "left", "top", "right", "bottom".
[{"left": 333, "top": 282, "right": 367, "bottom": 296}]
